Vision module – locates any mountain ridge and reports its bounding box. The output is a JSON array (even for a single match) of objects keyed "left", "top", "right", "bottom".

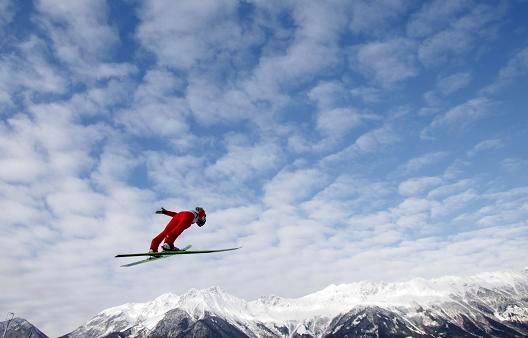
[{"left": 61, "top": 269, "right": 528, "bottom": 337}]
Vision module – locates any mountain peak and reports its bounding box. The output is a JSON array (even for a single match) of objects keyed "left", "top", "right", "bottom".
[
  {"left": 0, "top": 318, "right": 48, "bottom": 338},
  {"left": 182, "top": 286, "right": 226, "bottom": 299}
]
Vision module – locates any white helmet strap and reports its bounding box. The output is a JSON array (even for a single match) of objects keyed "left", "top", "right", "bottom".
[{"left": 191, "top": 210, "right": 199, "bottom": 224}]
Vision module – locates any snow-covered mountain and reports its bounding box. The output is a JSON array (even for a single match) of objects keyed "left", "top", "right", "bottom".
[
  {"left": 62, "top": 269, "right": 528, "bottom": 338},
  {"left": 0, "top": 317, "right": 49, "bottom": 338}
]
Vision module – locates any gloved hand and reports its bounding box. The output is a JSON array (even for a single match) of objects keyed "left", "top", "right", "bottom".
[{"left": 155, "top": 207, "right": 167, "bottom": 214}]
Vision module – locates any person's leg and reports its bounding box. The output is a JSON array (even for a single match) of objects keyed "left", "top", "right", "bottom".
[
  {"left": 150, "top": 230, "right": 167, "bottom": 252},
  {"left": 150, "top": 219, "right": 177, "bottom": 251},
  {"left": 164, "top": 224, "right": 185, "bottom": 248}
]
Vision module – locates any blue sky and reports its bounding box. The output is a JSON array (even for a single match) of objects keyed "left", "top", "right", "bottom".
[{"left": 1, "top": 0, "right": 528, "bottom": 335}]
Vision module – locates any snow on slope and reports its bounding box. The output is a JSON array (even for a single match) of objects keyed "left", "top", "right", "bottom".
[
  {"left": 247, "top": 269, "right": 528, "bottom": 320},
  {"left": 75, "top": 269, "right": 528, "bottom": 336}
]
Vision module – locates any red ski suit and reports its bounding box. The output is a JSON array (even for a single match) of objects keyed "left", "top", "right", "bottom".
[{"left": 150, "top": 210, "right": 195, "bottom": 252}]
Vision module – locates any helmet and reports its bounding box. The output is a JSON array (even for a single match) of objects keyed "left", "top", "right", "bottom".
[{"left": 195, "top": 207, "right": 206, "bottom": 227}]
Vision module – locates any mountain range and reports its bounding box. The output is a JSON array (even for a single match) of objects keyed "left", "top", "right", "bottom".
[{"left": 54, "top": 269, "right": 528, "bottom": 338}]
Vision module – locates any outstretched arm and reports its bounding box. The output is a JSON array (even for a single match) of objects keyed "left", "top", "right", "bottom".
[{"left": 155, "top": 207, "right": 177, "bottom": 217}]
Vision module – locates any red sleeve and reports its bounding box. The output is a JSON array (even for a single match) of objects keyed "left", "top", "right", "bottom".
[{"left": 163, "top": 210, "right": 177, "bottom": 217}]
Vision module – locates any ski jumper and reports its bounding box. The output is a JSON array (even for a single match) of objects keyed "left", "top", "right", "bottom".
[{"left": 150, "top": 210, "right": 196, "bottom": 252}]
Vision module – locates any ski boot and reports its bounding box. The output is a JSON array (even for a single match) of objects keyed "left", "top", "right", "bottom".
[{"left": 162, "top": 243, "right": 181, "bottom": 252}]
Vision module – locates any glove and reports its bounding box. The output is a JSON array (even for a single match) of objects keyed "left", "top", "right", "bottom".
[{"left": 155, "top": 207, "right": 167, "bottom": 214}]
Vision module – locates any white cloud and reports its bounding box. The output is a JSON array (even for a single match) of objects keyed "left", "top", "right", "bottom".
[
  {"left": 421, "top": 97, "right": 493, "bottom": 139},
  {"left": 92, "top": 63, "right": 137, "bottom": 80},
  {"left": 264, "top": 168, "right": 329, "bottom": 207},
  {"left": 257, "top": 41, "right": 341, "bottom": 84},
  {"left": 303, "top": 175, "right": 392, "bottom": 224},
  {"left": 417, "top": 71, "right": 472, "bottom": 118},
  {"left": 451, "top": 187, "right": 528, "bottom": 229},
  {"left": 407, "top": 0, "right": 473, "bottom": 38},
  {"left": 289, "top": 81, "right": 381, "bottom": 153},
  {"left": 349, "top": 86, "right": 382, "bottom": 103},
  {"left": 91, "top": 142, "right": 142, "bottom": 187},
  {"left": 0, "top": 117, "right": 46, "bottom": 183},
  {"left": 475, "top": 193, "right": 528, "bottom": 226},
  {"left": 0, "top": 99, "right": 105, "bottom": 184},
  {"left": 141, "top": 69, "right": 186, "bottom": 96},
  {"left": 484, "top": 47, "right": 528, "bottom": 94},
  {"left": 348, "top": 0, "right": 410, "bottom": 36},
  {"left": 355, "top": 125, "right": 399, "bottom": 152},
  {"left": 28, "top": 103, "right": 104, "bottom": 174},
  {"left": 467, "top": 138, "right": 504, "bottom": 157},
  {"left": 501, "top": 158, "right": 528, "bottom": 174},
  {"left": 236, "top": 1, "right": 348, "bottom": 115},
  {"left": 399, "top": 152, "right": 449, "bottom": 175},
  {"left": 45, "top": 178, "right": 107, "bottom": 235},
  {"left": 418, "top": 29, "right": 472, "bottom": 66},
  {"left": 308, "top": 81, "right": 348, "bottom": 110},
  {"left": 119, "top": 98, "right": 190, "bottom": 139},
  {"left": 427, "top": 178, "right": 473, "bottom": 200},
  {"left": 36, "top": 0, "right": 114, "bottom": 47},
  {"left": 317, "top": 108, "right": 369, "bottom": 137},
  {"left": 308, "top": 81, "right": 378, "bottom": 139},
  {"left": 442, "top": 159, "right": 471, "bottom": 180},
  {"left": 186, "top": 77, "right": 261, "bottom": 126},
  {"left": 354, "top": 38, "right": 418, "bottom": 85},
  {"left": 0, "top": 90, "right": 10, "bottom": 108},
  {"left": 398, "top": 176, "right": 443, "bottom": 196},
  {"left": 69, "top": 79, "right": 134, "bottom": 117},
  {"left": 145, "top": 153, "right": 203, "bottom": 192},
  {"left": 207, "top": 139, "right": 284, "bottom": 181},
  {"left": 0, "top": 182, "right": 47, "bottom": 227},
  {"left": 145, "top": 152, "right": 250, "bottom": 210},
  {"left": 417, "top": 3, "right": 506, "bottom": 66},
  {"left": 166, "top": 0, "right": 354, "bottom": 132},
  {"left": 418, "top": 92, "right": 443, "bottom": 117},
  {"left": 35, "top": 0, "right": 133, "bottom": 80},
  {"left": 437, "top": 72, "right": 472, "bottom": 95},
  {"left": 292, "top": 1, "right": 347, "bottom": 43},
  {"left": 116, "top": 69, "right": 191, "bottom": 141},
  {"left": 0, "top": 36, "right": 68, "bottom": 99},
  {"left": 423, "top": 91, "right": 441, "bottom": 106},
  {"left": 313, "top": 183, "right": 528, "bottom": 279},
  {"left": 496, "top": 47, "right": 528, "bottom": 83},
  {"left": 431, "top": 188, "right": 478, "bottom": 219},
  {"left": 137, "top": 0, "right": 237, "bottom": 68},
  {"left": 244, "top": 33, "right": 342, "bottom": 105},
  {"left": 0, "top": 0, "right": 14, "bottom": 29},
  {"left": 323, "top": 125, "right": 400, "bottom": 163},
  {"left": 135, "top": 0, "right": 349, "bottom": 130}
]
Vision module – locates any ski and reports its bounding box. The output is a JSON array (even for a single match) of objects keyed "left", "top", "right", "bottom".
[
  {"left": 116, "top": 246, "right": 240, "bottom": 267},
  {"left": 119, "top": 244, "right": 192, "bottom": 267},
  {"left": 116, "top": 247, "right": 240, "bottom": 258}
]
